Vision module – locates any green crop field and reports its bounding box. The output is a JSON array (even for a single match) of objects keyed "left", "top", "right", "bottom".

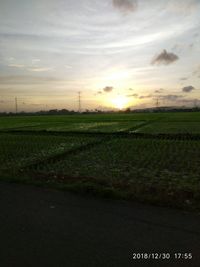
[
  {"left": 0, "top": 112, "right": 200, "bottom": 210},
  {"left": 0, "top": 133, "right": 102, "bottom": 173}
]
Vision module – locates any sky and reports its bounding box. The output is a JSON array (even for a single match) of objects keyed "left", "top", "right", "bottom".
[{"left": 0, "top": 0, "right": 200, "bottom": 112}]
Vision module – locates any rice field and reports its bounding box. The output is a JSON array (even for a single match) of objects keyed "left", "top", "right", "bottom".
[{"left": 0, "top": 112, "right": 200, "bottom": 210}]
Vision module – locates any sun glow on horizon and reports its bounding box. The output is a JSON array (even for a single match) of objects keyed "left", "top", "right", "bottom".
[{"left": 112, "top": 95, "right": 129, "bottom": 110}]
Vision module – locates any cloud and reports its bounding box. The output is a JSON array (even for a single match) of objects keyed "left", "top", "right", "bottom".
[
  {"left": 32, "top": 59, "right": 41, "bottom": 63},
  {"left": 8, "top": 64, "right": 25, "bottom": 68},
  {"left": 151, "top": 50, "right": 179, "bottom": 65},
  {"left": 96, "top": 86, "right": 114, "bottom": 94},
  {"left": 28, "top": 67, "right": 53, "bottom": 72},
  {"left": 180, "top": 77, "right": 188, "bottom": 81},
  {"left": 189, "top": 43, "right": 194, "bottom": 49},
  {"left": 159, "top": 95, "right": 184, "bottom": 101},
  {"left": 0, "top": 75, "right": 58, "bottom": 85},
  {"left": 103, "top": 86, "right": 114, "bottom": 93},
  {"left": 158, "top": 95, "right": 200, "bottom": 107},
  {"left": 167, "top": 1, "right": 199, "bottom": 14},
  {"left": 154, "top": 88, "right": 164, "bottom": 93},
  {"left": 127, "top": 93, "right": 138, "bottom": 97},
  {"left": 127, "top": 93, "right": 153, "bottom": 99},
  {"left": 139, "top": 94, "right": 152, "bottom": 99},
  {"left": 181, "top": 98, "right": 200, "bottom": 106},
  {"left": 65, "top": 65, "right": 72, "bottom": 69},
  {"left": 112, "top": 0, "right": 137, "bottom": 13},
  {"left": 127, "top": 93, "right": 186, "bottom": 102},
  {"left": 182, "top": 85, "right": 195, "bottom": 93},
  {"left": 193, "top": 66, "right": 200, "bottom": 77},
  {"left": 7, "top": 62, "right": 53, "bottom": 72}
]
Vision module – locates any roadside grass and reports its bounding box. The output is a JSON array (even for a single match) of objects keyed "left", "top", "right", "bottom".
[{"left": 1, "top": 169, "right": 199, "bottom": 211}]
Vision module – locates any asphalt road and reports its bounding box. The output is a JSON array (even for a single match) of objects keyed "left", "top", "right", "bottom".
[{"left": 0, "top": 181, "right": 200, "bottom": 267}]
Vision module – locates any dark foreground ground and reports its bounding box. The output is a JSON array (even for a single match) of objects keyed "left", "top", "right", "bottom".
[{"left": 0, "top": 182, "right": 200, "bottom": 267}]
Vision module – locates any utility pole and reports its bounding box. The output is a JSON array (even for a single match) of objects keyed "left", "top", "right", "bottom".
[
  {"left": 78, "top": 91, "right": 81, "bottom": 113},
  {"left": 156, "top": 98, "right": 159, "bottom": 109},
  {"left": 15, "top": 97, "right": 18, "bottom": 114},
  {"left": 194, "top": 99, "right": 198, "bottom": 109}
]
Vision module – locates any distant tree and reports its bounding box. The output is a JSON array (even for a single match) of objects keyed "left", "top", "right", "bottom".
[{"left": 125, "top": 107, "right": 131, "bottom": 113}]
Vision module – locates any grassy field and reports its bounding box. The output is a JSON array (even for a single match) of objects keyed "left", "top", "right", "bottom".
[{"left": 0, "top": 112, "right": 200, "bottom": 210}]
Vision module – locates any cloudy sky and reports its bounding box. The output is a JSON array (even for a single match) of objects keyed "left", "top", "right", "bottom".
[{"left": 0, "top": 0, "right": 200, "bottom": 111}]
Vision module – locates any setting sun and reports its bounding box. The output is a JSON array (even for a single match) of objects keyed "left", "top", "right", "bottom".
[{"left": 112, "top": 95, "right": 128, "bottom": 110}]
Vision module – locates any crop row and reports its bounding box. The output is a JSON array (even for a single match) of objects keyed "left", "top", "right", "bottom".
[
  {"left": 0, "top": 113, "right": 163, "bottom": 128},
  {"left": 137, "top": 122, "right": 200, "bottom": 134},
  {"left": 1, "top": 121, "right": 146, "bottom": 133},
  {"left": 1, "top": 119, "right": 200, "bottom": 135},
  {"left": 0, "top": 133, "right": 101, "bottom": 172},
  {"left": 34, "top": 137, "right": 200, "bottom": 193}
]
